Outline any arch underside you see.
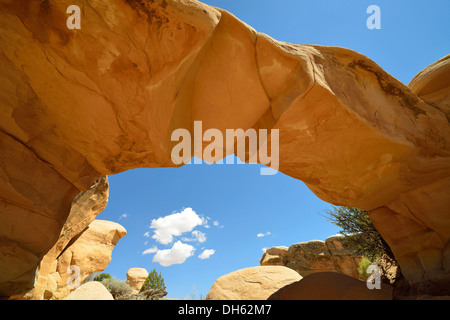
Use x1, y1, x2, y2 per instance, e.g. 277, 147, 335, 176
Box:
0, 0, 449, 297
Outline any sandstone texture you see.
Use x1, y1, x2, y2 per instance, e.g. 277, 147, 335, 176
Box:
261, 235, 362, 279
206, 266, 302, 300
0, 0, 448, 297
64, 281, 114, 300
24, 176, 109, 299
260, 246, 289, 266
13, 177, 124, 300
29, 219, 126, 300
126, 268, 149, 293
272, 272, 392, 300
53, 219, 126, 299
409, 54, 450, 121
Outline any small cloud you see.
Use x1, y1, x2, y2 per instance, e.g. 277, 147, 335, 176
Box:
142, 246, 158, 255
182, 230, 207, 243
257, 231, 271, 238
198, 249, 215, 260
152, 241, 195, 267
212, 220, 223, 228
150, 208, 203, 245
262, 247, 268, 253
119, 213, 128, 220
143, 231, 150, 237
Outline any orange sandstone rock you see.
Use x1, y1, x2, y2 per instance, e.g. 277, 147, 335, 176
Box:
0, 0, 448, 297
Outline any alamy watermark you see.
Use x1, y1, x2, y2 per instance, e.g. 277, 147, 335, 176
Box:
66, 265, 81, 290
367, 5, 381, 30
66, 5, 81, 30
65, 4, 382, 31
171, 121, 279, 176
366, 264, 382, 290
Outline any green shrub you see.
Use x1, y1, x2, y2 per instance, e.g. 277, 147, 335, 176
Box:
357, 256, 375, 281
101, 277, 133, 299
140, 269, 165, 293
93, 273, 112, 282
322, 206, 394, 261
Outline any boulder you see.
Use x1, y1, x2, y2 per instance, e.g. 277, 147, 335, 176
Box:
126, 268, 149, 293
206, 266, 301, 300
64, 281, 113, 300
262, 235, 362, 279
0, 0, 448, 297
271, 272, 392, 300
260, 246, 289, 266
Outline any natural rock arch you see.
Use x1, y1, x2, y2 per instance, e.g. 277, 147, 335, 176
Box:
0, 0, 449, 298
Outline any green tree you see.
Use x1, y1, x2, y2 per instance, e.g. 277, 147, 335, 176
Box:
322, 206, 394, 261
140, 269, 166, 292
93, 273, 112, 282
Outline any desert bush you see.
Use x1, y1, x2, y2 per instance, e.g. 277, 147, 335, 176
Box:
357, 256, 375, 281
101, 277, 133, 299
322, 206, 394, 261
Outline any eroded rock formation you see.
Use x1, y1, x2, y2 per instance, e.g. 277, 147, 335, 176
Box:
0, 0, 448, 297
23, 218, 126, 300
261, 235, 362, 279
206, 266, 302, 300
12, 176, 126, 300
126, 268, 149, 293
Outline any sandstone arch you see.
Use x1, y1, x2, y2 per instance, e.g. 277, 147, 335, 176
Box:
0, 0, 448, 298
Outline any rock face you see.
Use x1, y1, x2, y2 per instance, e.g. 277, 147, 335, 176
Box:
126, 268, 149, 293
14, 176, 122, 300
30, 219, 126, 300
64, 281, 114, 300
20, 214, 126, 300
53, 219, 126, 299
0, 0, 449, 297
260, 247, 289, 266
206, 266, 302, 300
272, 272, 392, 300
261, 235, 362, 279
409, 54, 450, 121
23, 176, 110, 300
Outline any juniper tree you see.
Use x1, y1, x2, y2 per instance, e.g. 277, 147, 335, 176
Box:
322, 206, 394, 261
140, 269, 166, 292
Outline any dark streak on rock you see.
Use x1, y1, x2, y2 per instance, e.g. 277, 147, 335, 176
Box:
348, 59, 425, 117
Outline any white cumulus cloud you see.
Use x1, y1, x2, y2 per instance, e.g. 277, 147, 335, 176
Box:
152, 241, 195, 267
150, 208, 203, 245
198, 249, 215, 260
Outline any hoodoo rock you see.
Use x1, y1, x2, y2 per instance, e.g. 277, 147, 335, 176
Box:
127, 268, 149, 293
0, 0, 449, 298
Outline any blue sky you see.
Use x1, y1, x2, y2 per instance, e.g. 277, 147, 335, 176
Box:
96, 0, 450, 299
